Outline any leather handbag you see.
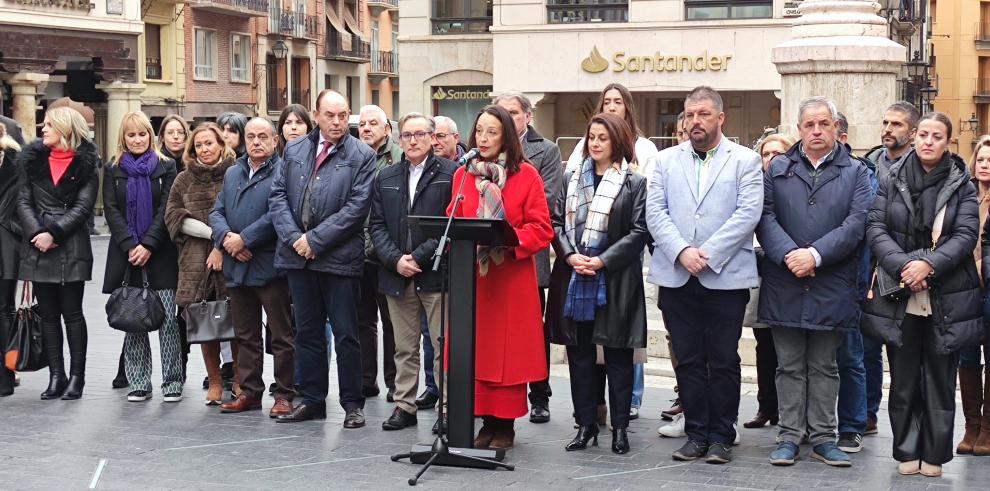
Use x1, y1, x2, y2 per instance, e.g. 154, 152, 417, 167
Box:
4, 282, 47, 372
873, 267, 910, 301
183, 271, 235, 344
106, 266, 165, 333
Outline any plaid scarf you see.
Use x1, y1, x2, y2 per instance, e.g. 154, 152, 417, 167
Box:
466, 153, 508, 276
563, 157, 628, 321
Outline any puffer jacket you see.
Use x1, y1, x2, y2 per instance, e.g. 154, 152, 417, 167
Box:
15, 139, 99, 284
862, 151, 983, 354
165, 156, 234, 306
269, 129, 376, 277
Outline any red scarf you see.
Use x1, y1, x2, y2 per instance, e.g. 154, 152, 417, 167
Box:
49, 147, 75, 186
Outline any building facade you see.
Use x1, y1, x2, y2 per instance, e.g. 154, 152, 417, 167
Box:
932, 0, 989, 155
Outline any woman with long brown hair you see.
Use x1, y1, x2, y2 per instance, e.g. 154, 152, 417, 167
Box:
566, 83, 658, 178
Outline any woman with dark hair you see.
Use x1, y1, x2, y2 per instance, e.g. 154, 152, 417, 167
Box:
158, 114, 190, 173
277, 104, 313, 156
566, 83, 659, 178
864, 111, 983, 477
548, 113, 648, 454
216, 112, 248, 158
16, 106, 99, 400
447, 105, 554, 450
0, 124, 22, 396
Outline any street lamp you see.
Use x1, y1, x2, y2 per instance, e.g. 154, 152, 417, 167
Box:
905, 51, 927, 80
962, 113, 981, 134
271, 39, 289, 60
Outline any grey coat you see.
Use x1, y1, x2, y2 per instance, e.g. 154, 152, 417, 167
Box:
523, 125, 564, 288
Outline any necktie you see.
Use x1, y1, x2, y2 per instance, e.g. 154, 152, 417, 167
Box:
315, 140, 331, 170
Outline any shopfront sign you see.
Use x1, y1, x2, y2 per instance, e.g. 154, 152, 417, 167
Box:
581, 46, 733, 74
432, 86, 492, 101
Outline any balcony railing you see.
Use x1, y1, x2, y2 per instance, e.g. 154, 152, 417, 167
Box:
291, 87, 311, 109
146, 57, 162, 80
367, 0, 398, 16
978, 78, 990, 98
323, 35, 371, 62
370, 50, 397, 76
431, 17, 492, 35
267, 85, 287, 112
978, 22, 990, 43
191, 0, 269, 17
269, 7, 320, 39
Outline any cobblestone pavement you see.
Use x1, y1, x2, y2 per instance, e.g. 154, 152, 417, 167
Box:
0, 237, 985, 490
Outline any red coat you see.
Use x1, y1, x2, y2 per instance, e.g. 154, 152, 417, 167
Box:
448, 162, 553, 386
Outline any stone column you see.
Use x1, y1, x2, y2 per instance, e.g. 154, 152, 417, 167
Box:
5, 72, 50, 141
96, 81, 146, 160
772, 0, 906, 153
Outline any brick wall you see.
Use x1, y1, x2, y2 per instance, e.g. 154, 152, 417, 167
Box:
184, 9, 257, 107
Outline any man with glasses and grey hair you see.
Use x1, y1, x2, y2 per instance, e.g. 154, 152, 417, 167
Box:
433, 116, 466, 161
757, 96, 872, 467
493, 91, 563, 424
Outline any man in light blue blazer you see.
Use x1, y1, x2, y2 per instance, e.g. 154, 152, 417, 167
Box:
646, 86, 763, 465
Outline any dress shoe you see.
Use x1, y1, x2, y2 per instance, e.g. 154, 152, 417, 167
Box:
565, 424, 599, 451
474, 417, 496, 448
743, 411, 778, 429
220, 394, 262, 413
488, 419, 515, 450
269, 398, 293, 418
611, 428, 630, 454
661, 398, 682, 421
343, 408, 366, 428
362, 385, 380, 398
61, 375, 85, 400
415, 390, 439, 409
40, 373, 68, 400
864, 418, 878, 436
111, 375, 129, 389
386, 387, 395, 402
276, 403, 328, 423
529, 405, 550, 423
382, 407, 418, 430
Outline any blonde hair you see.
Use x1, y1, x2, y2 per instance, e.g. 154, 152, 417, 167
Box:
157, 114, 190, 153
44, 106, 90, 150
969, 135, 990, 176
758, 134, 795, 155
113, 111, 165, 165
183, 122, 236, 169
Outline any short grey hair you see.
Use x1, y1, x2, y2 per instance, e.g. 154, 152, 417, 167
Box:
398, 112, 435, 133
359, 105, 389, 127
797, 96, 839, 123
245, 117, 277, 135
886, 101, 921, 129
836, 112, 848, 135
492, 91, 533, 114
685, 86, 723, 112
433, 115, 458, 134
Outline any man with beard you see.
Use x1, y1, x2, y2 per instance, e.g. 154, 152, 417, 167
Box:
864, 101, 919, 179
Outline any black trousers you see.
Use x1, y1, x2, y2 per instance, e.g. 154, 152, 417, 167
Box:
659, 277, 748, 445
357, 262, 395, 391
0, 279, 16, 392
888, 314, 958, 465
287, 270, 363, 410
33, 282, 87, 377
528, 287, 552, 407
753, 327, 779, 415
567, 321, 634, 429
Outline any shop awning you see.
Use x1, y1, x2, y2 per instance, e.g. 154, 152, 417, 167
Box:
341, 8, 367, 42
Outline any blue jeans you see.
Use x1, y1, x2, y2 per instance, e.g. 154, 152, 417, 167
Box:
837, 329, 867, 434
421, 311, 438, 395
862, 335, 884, 424
631, 363, 644, 408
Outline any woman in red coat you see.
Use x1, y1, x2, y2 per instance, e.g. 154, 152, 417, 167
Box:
447, 105, 554, 450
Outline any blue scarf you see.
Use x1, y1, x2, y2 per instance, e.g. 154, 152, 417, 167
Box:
119, 151, 159, 243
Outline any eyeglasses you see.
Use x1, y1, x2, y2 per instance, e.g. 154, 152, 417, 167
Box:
434, 132, 453, 140
400, 131, 434, 141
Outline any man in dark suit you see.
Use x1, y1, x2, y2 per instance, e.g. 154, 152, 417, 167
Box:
269, 89, 377, 428
494, 92, 563, 423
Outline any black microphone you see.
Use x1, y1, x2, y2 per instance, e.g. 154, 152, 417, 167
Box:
456, 148, 480, 165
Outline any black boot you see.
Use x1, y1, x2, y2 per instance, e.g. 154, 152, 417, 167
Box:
61, 311, 87, 400
0, 311, 14, 397
565, 424, 600, 451
612, 427, 630, 454
40, 317, 67, 400
112, 348, 128, 389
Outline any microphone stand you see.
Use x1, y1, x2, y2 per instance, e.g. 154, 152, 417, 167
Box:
391, 154, 513, 485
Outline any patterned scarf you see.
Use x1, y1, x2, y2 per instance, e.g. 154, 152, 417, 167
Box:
466, 153, 508, 276
563, 157, 628, 321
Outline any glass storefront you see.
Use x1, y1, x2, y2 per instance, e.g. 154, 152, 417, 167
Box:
431, 85, 492, 143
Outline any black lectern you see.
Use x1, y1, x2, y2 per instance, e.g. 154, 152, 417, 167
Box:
391, 216, 518, 481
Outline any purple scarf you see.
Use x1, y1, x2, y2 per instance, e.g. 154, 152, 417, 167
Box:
119, 151, 159, 243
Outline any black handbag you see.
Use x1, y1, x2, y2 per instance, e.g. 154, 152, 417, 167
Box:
873, 266, 910, 301
106, 266, 166, 333
183, 271, 235, 344
4, 282, 47, 372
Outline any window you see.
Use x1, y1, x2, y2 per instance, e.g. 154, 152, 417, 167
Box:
685, 0, 772, 20
432, 0, 493, 34
144, 24, 163, 80
547, 0, 628, 24
231, 33, 251, 83
194, 28, 217, 80
372, 89, 380, 106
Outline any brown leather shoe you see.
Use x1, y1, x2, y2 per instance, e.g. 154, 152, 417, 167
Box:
489, 419, 515, 449
743, 412, 779, 429
474, 417, 496, 448
220, 394, 262, 413
269, 398, 293, 419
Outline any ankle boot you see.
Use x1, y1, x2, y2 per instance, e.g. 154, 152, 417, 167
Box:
565, 424, 599, 451
474, 416, 496, 448
40, 317, 67, 400
612, 427, 630, 454
957, 365, 983, 454
202, 342, 223, 405
975, 365, 990, 456
112, 346, 128, 389
0, 312, 15, 396
61, 312, 87, 400
488, 418, 515, 449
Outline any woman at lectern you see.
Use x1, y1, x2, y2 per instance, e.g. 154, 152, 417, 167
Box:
547, 112, 649, 455
446, 105, 554, 450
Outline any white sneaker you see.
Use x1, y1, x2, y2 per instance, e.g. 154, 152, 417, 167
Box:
658, 413, 686, 438
733, 422, 741, 445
